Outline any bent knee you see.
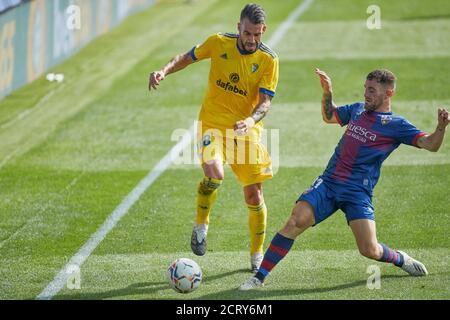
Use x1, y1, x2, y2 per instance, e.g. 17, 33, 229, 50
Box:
288, 208, 313, 230
358, 244, 380, 259
244, 184, 264, 206
245, 193, 263, 206
292, 202, 315, 227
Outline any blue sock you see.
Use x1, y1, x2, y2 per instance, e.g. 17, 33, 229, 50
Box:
378, 243, 404, 267
255, 233, 294, 282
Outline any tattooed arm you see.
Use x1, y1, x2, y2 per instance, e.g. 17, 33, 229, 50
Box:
149, 51, 195, 91
315, 68, 339, 124
234, 92, 272, 135
252, 92, 272, 123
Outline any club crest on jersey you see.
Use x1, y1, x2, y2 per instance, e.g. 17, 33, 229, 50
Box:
220, 53, 228, 60
251, 63, 259, 73
380, 115, 392, 125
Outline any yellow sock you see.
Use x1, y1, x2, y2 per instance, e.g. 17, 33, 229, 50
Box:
196, 177, 222, 225
248, 201, 267, 255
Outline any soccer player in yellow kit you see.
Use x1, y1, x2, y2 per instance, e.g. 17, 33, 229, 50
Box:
149, 4, 279, 272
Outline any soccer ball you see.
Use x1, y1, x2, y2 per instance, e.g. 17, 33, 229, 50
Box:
167, 258, 202, 293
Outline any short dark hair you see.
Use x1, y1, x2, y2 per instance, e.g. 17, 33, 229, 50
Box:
240, 3, 266, 24
366, 69, 396, 88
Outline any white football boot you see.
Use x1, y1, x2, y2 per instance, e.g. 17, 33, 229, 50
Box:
238, 276, 264, 291
397, 250, 428, 276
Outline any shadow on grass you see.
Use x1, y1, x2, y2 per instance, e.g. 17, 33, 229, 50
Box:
195, 274, 412, 300
400, 14, 450, 20
52, 268, 250, 300
51, 271, 413, 300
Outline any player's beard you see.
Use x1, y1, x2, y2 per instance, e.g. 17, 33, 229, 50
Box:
239, 38, 259, 53
364, 96, 383, 112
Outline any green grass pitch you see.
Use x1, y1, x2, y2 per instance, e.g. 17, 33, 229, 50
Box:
0, 0, 449, 300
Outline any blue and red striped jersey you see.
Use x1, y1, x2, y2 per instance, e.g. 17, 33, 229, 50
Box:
322, 102, 427, 195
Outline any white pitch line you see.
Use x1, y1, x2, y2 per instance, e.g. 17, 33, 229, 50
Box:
268, 0, 314, 48
36, 125, 195, 300
36, 0, 314, 300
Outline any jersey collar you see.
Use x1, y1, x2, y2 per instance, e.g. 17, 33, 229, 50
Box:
236, 38, 261, 55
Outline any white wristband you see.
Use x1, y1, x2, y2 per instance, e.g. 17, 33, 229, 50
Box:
244, 117, 255, 129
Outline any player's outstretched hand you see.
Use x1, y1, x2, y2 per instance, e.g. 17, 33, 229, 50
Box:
149, 71, 165, 91
315, 68, 333, 94
438, 108, 450, 129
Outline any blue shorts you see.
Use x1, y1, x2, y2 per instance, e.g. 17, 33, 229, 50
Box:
298, 177, 375, 226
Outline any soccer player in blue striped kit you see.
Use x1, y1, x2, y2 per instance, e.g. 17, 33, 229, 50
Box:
239, 68, 449, 290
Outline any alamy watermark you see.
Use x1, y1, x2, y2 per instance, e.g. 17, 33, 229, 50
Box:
367, 5, 381, 30
66, 5, 81, 30
170, 121, 280, 174
366, 265, 381, 290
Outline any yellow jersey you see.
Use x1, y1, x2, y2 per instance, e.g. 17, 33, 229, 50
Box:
190, 33, 279, 141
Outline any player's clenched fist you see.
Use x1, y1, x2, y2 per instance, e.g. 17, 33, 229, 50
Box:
149, 71, 165, 91
438, 108, 449, 128
234, 117, 255, 136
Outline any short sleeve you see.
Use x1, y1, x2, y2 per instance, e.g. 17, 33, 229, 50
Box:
334, 103, 357, 126
259, 57, 279, 97
395, 118, 427, 148
190, 34, 218, 62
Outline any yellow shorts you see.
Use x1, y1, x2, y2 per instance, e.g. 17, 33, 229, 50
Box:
197, 125, 273, 186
